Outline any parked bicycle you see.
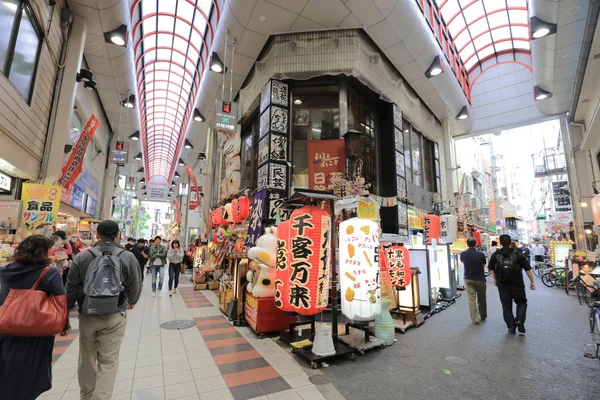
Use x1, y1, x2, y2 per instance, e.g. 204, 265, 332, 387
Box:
541, 267, 566, 288
572, 276, 600, 359
533, 259, 554, 278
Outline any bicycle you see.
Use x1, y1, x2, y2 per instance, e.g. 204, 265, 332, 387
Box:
533, 261, 553, 277
573, 277, 600, 359
541, 267, 566, 288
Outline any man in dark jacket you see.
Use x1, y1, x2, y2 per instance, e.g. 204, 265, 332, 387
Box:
133, 238, 149, 278
66, 220, 142, 400
489, 234, 536, 335
460, 238, 487, 325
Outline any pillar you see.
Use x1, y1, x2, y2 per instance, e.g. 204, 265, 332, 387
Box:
41, 16, 87, 185
442, 119, 456, 207
560, 114, 586, 249
201, 127, 216, 237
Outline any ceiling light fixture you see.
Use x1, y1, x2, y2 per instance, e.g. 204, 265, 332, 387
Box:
139, 178, 145, 183
121, 94, 135, 109
530, 16, 557, 39
83, 80, 97, 91
134, 153, 142, 160
533, 86, 552, 101
171, 181, 176, 187
178, 158, 185, 166
294, 99, 302, 105
193, 108, 205, 122
425, 55, 444, 78
174, 172, 181, 178
104, 24, 128, 46
456, 106, 469, 120
76, 68, 94, 83
137, 167, 144, 173
184, 139, 194, 149
128, 130, 140, 141
581, 201, 588, 207
210, 52, 224, 73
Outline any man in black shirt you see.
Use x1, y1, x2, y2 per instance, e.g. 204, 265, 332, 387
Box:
460, 238, 487, 325
489, 234, 536, 334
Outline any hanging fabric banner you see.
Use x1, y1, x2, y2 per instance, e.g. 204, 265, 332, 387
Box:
186, 166, 201, 211
173, 199, 181, 224
245, 189, 268, 249
307, 139, 346, 190
57, 115, 100, 189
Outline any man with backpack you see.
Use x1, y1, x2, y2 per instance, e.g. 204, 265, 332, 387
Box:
488, 234, 536, 335
66, 220, 141, 400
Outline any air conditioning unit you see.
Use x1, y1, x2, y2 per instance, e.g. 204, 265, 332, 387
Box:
470, 197, 482, 210
464, 175, 474, 194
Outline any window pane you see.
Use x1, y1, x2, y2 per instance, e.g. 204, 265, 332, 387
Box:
0, 0, 18, 71
9, 5, 40, 100
240, 128, 254, 190
347, 86, 377, 192
403, 127, 411, 184
423, 138, 435, 192
411, 130, 422, 187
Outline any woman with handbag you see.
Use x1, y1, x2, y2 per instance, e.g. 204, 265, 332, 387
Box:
0, 235, 70, 400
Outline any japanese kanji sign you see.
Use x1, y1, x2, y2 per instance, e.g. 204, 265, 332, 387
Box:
186, 166, 201, 211
307, 139, 346, 191
385, 245, 411, 288
57, 114, 99, 189
20, 183, 62, 232
245, 189, 267, 249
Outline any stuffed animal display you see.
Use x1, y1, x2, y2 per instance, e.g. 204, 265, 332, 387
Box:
246, 227, 277, 297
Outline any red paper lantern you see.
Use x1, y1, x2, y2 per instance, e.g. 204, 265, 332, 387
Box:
274, 219, 293, 312
424, 214, 441, 245
232, 196, 250, 222
385, 245, 411, 288
473, 230, 482, 247
275, 206, 331, 316
209, 210, 218, 228
215, 206, 225, 225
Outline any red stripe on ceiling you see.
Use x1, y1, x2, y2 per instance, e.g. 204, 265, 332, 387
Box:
461, 37, 530, 66
468, 57, 533, 98
446, 0, 479, 26
457, 23, 529, 54
450, 6, 528, 42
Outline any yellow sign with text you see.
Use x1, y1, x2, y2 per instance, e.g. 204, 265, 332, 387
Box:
20, 183, 62, 232
357, 199, 378, 220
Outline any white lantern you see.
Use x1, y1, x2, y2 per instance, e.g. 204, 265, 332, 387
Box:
339, 218, 381, 321
440, 214, 458, 244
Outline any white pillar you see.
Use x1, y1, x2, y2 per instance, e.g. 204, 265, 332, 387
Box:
42, 16, 87, 185
201, 128, 216, 238
442, 119, 456, 207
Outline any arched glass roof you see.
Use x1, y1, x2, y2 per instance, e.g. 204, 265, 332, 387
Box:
434, 0, 530, 72
130, 0, 218, 180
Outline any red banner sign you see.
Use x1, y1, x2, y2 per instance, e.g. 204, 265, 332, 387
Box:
186, 166, 201, 211
385, 245, 411, 288
174, 199, 181, 224
307, 139, 346, 190
424, 214, 441, 245
57, 115, 99, 189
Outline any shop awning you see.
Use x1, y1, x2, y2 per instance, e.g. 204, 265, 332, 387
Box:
505, 214, 523, 221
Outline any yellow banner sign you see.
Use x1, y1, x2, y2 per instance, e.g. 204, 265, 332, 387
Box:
357, 199, 378, 220
20, 183, 62, 232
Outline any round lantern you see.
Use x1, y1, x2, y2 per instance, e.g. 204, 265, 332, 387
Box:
384, 245, 411, 288
440, 214, 458, 244
214, 206, 225, 225
232, 196, 250, 222
274, 219, 293, 311
473, 230, 482, 247
424, 214, 441, 245
276, 206, 331, 316
209, 209, 218, 228
223, 203, 234, 223
339, 218, 381, 321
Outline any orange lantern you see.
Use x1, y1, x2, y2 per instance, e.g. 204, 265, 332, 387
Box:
274, 219, 293, 312
215, 206, 225, 225
275, 206, 331, 316
232, 196, 250, 222
209, 209, 218, 227
473, 230, 482, 247
424, 214, 440, 245
385, 245, 411, 288
223, 203, 234, 223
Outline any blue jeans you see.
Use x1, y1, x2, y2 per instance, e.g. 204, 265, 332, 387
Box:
151, 265, 164, 292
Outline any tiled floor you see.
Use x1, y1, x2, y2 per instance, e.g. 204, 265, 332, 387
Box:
39, 274, 331, 400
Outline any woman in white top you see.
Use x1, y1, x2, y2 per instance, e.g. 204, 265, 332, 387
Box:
167, 240, 184, 296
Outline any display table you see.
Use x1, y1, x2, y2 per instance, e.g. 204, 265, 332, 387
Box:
245, 293, 296, 338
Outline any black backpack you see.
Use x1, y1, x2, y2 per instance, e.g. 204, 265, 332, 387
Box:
81, 248, 125, 316
495, 251, 520, 283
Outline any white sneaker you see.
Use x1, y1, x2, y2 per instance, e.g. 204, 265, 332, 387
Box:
152, 292, 156, 297
159, 291, 163, 297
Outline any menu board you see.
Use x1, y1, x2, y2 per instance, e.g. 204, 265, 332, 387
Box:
0, 201, 20, 229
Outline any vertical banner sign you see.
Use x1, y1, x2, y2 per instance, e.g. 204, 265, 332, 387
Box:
57, 115, 99, 189
174, 200, 181, 224
423, 214, 441, 245
307, 139, 346, 191
20, 183, 62, 231
385, 245, 411, 288
245, 189, 268, 249
186, 166, 201, 211
378, 246, 396, 306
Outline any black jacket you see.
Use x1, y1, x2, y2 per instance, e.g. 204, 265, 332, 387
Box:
489, 247, 531, 287
133, 244, 150, 268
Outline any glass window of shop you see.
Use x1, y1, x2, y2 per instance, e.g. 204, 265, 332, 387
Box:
347, 85, 378, 191
0, 0, 42, 102
403, 120, 439, 193
240, 116, 258, 190
291, 83, 340, 189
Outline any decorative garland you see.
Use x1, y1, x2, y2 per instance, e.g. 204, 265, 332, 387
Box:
369, 194, 413, 207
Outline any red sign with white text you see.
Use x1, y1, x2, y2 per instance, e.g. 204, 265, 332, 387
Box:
57, 115, 99, 189
186, 166, 201, 211
385, 245, 411, 288
307, 139, 346, 191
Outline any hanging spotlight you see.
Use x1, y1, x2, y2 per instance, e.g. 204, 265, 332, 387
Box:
121, 94, 135, 109
184, 139, 194, 149
294, 99, 302, 105
137, 167, 144, 173
530, 16, 557, 39
168, 193, 172, 198
533, 86, 552, 101
456, 106, 469, 120
104, 24, 128, 46
581, 201, 589, 208
174, 172, 181, 178
83, 80, 97, 91
143, 191, 147, 196
139, 178, 145, 183
210, 52, 224, 73
134, 152, 142, 160
178, 158, 185, 166
193, 109, 205, 122
76, 69, 94, 83
425, 55, 444, 78
171, 181, 176, 187
129, 130, 140, 141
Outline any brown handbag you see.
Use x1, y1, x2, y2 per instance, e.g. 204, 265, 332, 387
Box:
0, 266, 68, 337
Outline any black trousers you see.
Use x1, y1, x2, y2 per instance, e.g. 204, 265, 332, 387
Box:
168, 263, 181, 290
498, 285, 527, 328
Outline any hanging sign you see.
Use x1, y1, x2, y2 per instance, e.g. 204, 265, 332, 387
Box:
357, 199, 378, 220
20, 183, 62, 231
57, 115, 99, 189
473, 230, 482, 247
147, 176, 169, 200
339, 218, 381, 321
552, 181, 572, 212
306, 139, 346, 191
385, 245, 411, 288
174, 200, 181, 224
378, 246, 396, 307
245, 189, 268, 249
423, 214, 440, 245
213, 100, 239, 134
125, 176, 136, 191
179, 182, 189, 196
440, 214, 458, 243
275, 206, 331, 315
186, 166, 201, 211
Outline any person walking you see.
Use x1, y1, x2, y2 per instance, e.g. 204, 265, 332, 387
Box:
149, 236, 167, 297
167, 240, 184, 296
66, 220, 141, 400
0, 235, 70, 400
530, 239, 545, 263
52, 230, 73, 286
489, 234, 536, 335
125, 237, 135, 252
133, 238, 149, 278
460, 238, 487, 325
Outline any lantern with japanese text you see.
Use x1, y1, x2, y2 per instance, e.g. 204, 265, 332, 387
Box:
473, 230, 482, 247
440, 214, 458, 244
232, 196, 250, 222
339, 218, 381, 321
423, 214, 440, 245
384, 245, 411, 288
223, 203, 234, 223
209, 209, 219, 228
215, 206, 225, 225
274, 219, 293, 311
275, 206, 331, 316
